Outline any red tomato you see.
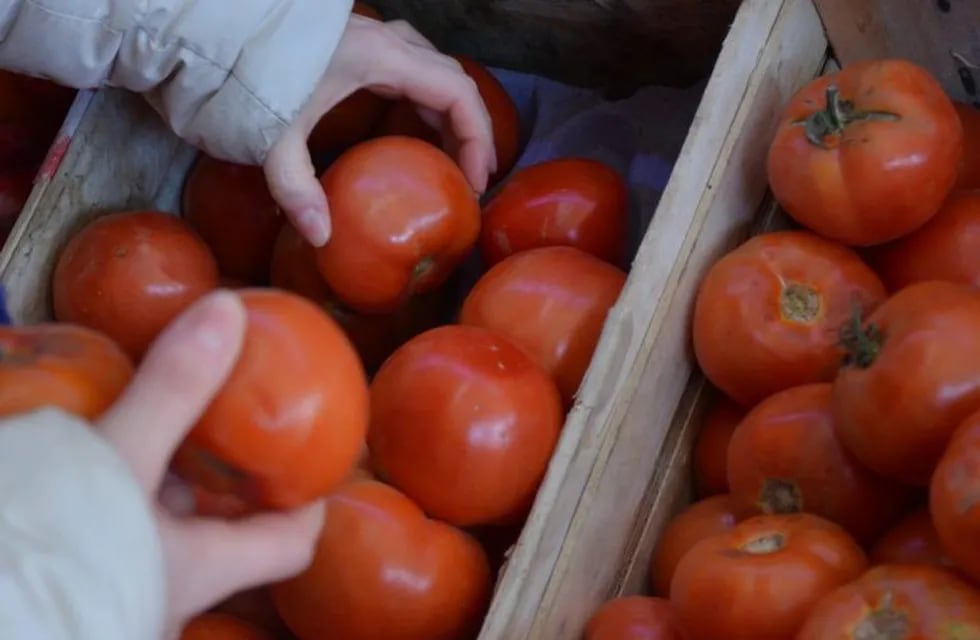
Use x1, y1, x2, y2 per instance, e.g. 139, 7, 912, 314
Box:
269, 223, 450, 371
182, 155, 283, 283
585, 596, 686, 640
180, 613, 272, 640
931, 408, 980, 583
650, 494, 756, 597
211, 588, 292, 638
459, 246, 626, 407
272, 479, 492, 640
692, 231, 886, 407
767, 59, 964, 246
867, 189, 980, 291
377, 55, 521, 185
955, 101, 980, 189
870, 509, 956, 571
352, 1, 381, 19
832, 281, 980, 485
52, 211, 220, 360
368, 325, 563, 526
181, 289, 369, 510
479, 158, 629, 268
726, 383, 909, 544
0, 323, 132, 420
692, 395, 745, 497
315, 136, 480, 314
797, 564, 980, 639
670, 514, 867, 640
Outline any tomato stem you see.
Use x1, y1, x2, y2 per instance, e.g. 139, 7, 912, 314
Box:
759, 478, 802, 514
853, 602, 910, 640
801, 86, 901, 148
839, 306, 884, 369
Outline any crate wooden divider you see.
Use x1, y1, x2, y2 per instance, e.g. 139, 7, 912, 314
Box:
1, 0, 976, 638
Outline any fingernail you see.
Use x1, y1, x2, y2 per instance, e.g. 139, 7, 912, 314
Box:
299, 208, 330, 247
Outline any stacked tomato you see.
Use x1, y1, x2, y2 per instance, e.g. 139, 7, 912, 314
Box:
583, 59, 980, 640
0, 5, 632, 639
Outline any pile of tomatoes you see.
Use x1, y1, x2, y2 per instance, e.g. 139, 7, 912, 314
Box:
583, 59, 980, 640
0, 5, 633, 639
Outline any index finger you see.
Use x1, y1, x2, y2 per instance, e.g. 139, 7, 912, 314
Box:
97, 290, 246, 494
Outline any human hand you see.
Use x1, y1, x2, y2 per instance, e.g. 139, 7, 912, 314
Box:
264, 14, 496, 247
94, 290, 325, 639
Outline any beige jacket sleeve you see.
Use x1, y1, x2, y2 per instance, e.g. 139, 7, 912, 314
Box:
0, 0, 354, 164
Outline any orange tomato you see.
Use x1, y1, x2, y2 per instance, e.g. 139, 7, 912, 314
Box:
369, 325, 563, 527
0, 323, 132, 420
460, 246, 626, 407
316, 136, 480, 314
692, 230, 886, 407
180, 613, 272, 640
585, 596, 686, 640
955, 101, 980, 189
352, 1, 381, 19
692, 395, 745, 497
52, 210, 219, 360
870, 509, 956, 571
273, 480, 492, 640
931, 408, 980, 583
670, 514, 867, 640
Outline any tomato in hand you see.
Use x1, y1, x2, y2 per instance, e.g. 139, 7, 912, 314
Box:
180, 613, 272, 640
955, 101, 980, 189
316, 136, 480, 314
585, 596, 686, 640
273, 479, 492, 640
479, 158, 629, 268
692, 230, 886, 407
866, 189, 980, 291
0, 323, 132, 420
369, 325, 563, 526
726, 383, 909, 544
832, 281, 980, 485
181, 289, 369, 510
930, 408, 980, 583
182, 155, 283, 283
693, 395, 745, 497
269, 223, 450, 372
797, 564, 980, 639
460, 246, 626, 407
670, 513, 866, 640
52, 210, 219, 360
211, 588, 292, 638
767, 59, 963, 246
870, 509, 956, 571
650, 494, 755, 596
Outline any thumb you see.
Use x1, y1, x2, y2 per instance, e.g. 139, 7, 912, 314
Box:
264, 129, 332, 247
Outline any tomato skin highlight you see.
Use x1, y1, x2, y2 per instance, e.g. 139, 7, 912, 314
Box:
692, 230, 886, 407
315, 136, 480, 315
767, 59, 964, 246
832, 281, 980, 486
368, 324, 563, 527
931, 408, 980, 584
585, 596, 687, 640
479, 158, 629, 268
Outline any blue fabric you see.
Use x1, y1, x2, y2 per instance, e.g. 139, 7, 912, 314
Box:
0, 286, 10, 326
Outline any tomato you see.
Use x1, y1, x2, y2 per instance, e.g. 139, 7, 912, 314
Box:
368, 325, 563, 526
479, 158, 629, 268
316, 136, 480, 314
767, 59, 963, 246
955, 101, 980, 189
867, 189, 980, 292
650, 494, 755, 597
692, 395, 744, 497
377, 55, 521, 185
585, 596, 686, 640
269, 223, 450, 371
870, 509, 956, 571
211, 588, 292, 638
832, 281, 980, 485
352, 1, 381, 20
52, 211, 219, 360
692, 230, 886, 407
459, 246, 626, 407
182, 155, 283, 283
181, 288, 368, 510
796, 564, 980, 639
273, 479, 492, 640
180, 613, 272, 640
670, 513, 866, 640
0, 323, 132, 420
726, 383, 909, 544
930, 408, 980, 583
